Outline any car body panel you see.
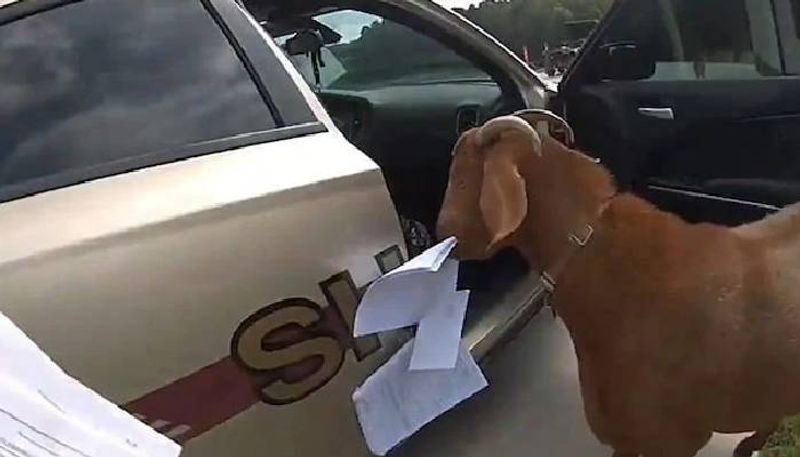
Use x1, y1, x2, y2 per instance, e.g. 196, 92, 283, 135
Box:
0, 128, 408, 455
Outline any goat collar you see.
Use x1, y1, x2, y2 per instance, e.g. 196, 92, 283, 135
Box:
540, 195, 616, 294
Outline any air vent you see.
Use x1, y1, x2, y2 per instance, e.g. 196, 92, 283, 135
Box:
456, 106, 481, 135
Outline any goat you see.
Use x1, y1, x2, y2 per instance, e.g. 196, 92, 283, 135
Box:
436, 112, 800, 457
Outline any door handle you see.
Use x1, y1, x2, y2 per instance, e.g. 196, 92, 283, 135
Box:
638, 107, 674, 120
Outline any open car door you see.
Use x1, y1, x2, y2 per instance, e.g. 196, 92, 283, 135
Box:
556, 0, 800, 225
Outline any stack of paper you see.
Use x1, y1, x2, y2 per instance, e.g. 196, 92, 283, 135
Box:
352, 340, 487, 456
352, 238, 489, 456
0, 313, 181, 457
354, 237, 470, 370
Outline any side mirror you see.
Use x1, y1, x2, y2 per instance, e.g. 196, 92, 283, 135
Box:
599, 42, 656, 81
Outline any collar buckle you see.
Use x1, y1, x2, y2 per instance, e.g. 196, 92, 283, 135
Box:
569, 224, 594, 247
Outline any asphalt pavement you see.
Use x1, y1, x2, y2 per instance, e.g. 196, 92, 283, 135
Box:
395, 311, 750, 457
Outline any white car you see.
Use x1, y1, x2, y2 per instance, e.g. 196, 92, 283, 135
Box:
0, 0, 549, 456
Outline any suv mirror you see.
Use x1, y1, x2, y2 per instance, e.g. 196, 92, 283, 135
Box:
599, 42, 655, 81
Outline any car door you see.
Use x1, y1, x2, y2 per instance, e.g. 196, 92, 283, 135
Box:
0, 1, 408, 456
557, 0, 800, 225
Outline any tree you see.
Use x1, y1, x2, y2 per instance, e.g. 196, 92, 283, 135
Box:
458, 0, 613, 64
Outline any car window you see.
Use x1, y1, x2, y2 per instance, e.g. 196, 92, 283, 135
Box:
277, 10, 493, 90
774, 0, 800, 73
601, 0, 787, 80
0, 0, 276, 191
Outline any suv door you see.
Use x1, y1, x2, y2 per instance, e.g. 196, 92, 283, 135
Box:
558, 0, 800, 225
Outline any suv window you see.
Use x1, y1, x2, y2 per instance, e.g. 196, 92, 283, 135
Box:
278, 10, 493, 90
0, 0, 275, 190
601, 0, 786, 80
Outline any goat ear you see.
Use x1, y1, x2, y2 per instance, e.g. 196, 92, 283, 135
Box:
479, 145, 528, 254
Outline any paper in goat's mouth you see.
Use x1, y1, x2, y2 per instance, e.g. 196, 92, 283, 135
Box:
352, 238, 488, 456
354, 237, 468, 370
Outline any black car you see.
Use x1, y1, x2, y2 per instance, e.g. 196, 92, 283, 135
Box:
555, 0, 800, 226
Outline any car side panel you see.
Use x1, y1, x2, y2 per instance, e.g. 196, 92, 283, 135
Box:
0, 130, 405, 456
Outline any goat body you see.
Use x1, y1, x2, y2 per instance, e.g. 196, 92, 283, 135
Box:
438, 117, 800, 456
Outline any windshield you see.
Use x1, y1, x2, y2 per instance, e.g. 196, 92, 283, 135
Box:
279, 10, 492, 91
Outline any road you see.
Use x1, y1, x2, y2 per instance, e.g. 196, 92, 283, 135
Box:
395, 311, 749, 457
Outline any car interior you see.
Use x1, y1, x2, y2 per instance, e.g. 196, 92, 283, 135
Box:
243, 0, 536, 327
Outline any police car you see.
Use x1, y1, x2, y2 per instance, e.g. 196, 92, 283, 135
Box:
0, 0, 796, 455
0, 0, 547, 456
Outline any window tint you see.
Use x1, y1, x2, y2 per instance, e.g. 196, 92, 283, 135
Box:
0, 0, 275, 189
602, 0, 784, 80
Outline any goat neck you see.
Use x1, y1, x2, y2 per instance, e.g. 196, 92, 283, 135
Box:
512, 136, 616, 277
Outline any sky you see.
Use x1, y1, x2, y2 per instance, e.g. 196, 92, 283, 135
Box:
433, 0, 479, 9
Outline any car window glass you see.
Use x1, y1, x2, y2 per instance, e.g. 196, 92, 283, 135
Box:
276, 10, 492, 90
601, 0, 784, 80
0, 0, 275, 189
774, 0, 800, 73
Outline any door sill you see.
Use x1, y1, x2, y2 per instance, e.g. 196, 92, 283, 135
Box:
465, 272, 548, 361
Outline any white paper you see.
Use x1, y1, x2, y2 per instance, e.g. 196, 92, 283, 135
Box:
352, 339, 488, 456
410, 288, 470, 371
0, 374, 145, 457
354, 238, 458, 336
0, 313, 181, 457
390, 237, 457, 276
354, 238, 470, 370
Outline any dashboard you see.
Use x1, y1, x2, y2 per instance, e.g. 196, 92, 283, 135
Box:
317, 81, 505, 153
318, 93, 370, 145
315, 81, 509, 230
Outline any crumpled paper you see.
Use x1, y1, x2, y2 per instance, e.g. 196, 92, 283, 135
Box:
352, 238, 489, 455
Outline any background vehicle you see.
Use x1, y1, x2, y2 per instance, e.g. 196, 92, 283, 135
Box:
555, 0, 800, 226
544, 45, 577, 76
0, 0, 550, 456
544, 20, 597, 76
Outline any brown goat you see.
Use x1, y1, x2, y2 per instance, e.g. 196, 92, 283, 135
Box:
437, 113, 800, 457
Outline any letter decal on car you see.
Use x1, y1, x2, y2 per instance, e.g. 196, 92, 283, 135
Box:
125, 247, 401, 444
320, 272, 381, 361
231, 298, 346, 405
